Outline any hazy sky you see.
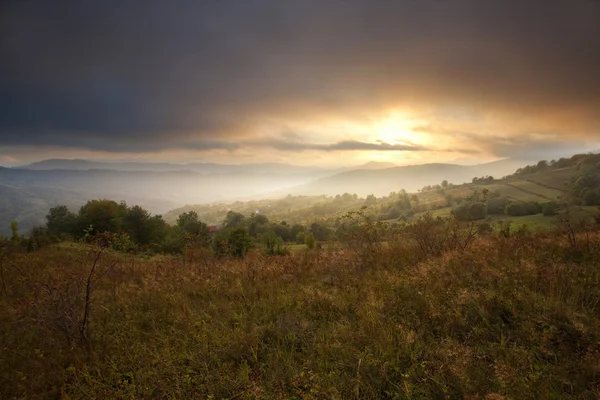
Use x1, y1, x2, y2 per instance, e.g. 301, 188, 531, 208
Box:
1, 0, 599, 166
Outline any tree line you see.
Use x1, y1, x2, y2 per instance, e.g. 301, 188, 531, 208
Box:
1, 199, 335, 257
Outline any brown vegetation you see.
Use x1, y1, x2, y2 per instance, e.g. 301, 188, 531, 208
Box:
1, 215, 600, 399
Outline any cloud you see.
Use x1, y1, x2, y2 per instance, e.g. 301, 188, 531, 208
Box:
252, 138, 427, 152
413, 125, 600, 160
0, 0, 599, 158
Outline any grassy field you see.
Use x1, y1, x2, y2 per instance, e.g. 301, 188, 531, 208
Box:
524, 167, 577, 192
2, 219, 600, 399
504, 180, 564, 200
485, 183, 552, 202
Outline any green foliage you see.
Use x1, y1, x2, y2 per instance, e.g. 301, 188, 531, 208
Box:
77, 199, 123, 236
543, 201, 560, 216
295, 231, 305, 244
212, 227, 253, 258
505, 201, 542, 217
46, 205, 77, 238
583, 189, 600, 206
261, 230, 288, 256
486, 196, 511, 215
452, 201, 487, 221
223, 211, 246, 228
110, 231, 137, 253
212, 228, 232, 257
304, 232, 315, 249
228, 227, 253, 258
9, 220, 19, 241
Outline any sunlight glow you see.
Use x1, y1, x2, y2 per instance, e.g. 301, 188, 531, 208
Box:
371, 112, 426, 147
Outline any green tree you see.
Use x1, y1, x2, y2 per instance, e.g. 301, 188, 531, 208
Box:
364, 194, 377, 206
261, 230, 286, 256
247, 213, 269, 236
46, 205, 77, 237
77, 200, 122, 235
505, 202, 525, 217
228, 227, 252, 258
10, 220, 19, 241
176, 211, 211, 248
543, 201, 559, 216
304, 232, 315, 249
583, 189, 600, 206
122, 205, 152, 244
223, 211, 246, 228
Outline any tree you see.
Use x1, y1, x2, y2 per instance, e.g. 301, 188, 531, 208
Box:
223, 211, 246, 228
452, 201, 487, 221
228, 228, 252, 258
122, 205, 152, 244
310, 222, 331, 241
212, 227, 253, 258
505, 203, 525, 217
262, 230, 286, 255
176, 211, 202, 234
176, 211, 210, 247
247, 213, 269, 236
543, 201, 559, 216
304, 232, 315, 249
583, 189, 600, 206
364, 194, 377, 206
77, 200, 122, 235
46, 205, 77, 237
441, 180, 448, 188
10, 220, 19, 241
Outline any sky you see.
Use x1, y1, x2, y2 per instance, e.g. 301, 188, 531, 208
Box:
1, 0, 599, 167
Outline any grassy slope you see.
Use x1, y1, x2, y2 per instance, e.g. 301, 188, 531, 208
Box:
163, 166, 578, 231
2, 228, 600, 399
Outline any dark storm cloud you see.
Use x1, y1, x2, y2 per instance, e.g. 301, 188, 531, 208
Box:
1, 0, 599, 153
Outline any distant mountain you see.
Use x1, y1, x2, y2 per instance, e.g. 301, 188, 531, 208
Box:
0, 162, 335, 235
20, 159, 335, 176
358, 161, 398, 170
282, 158, 529, 196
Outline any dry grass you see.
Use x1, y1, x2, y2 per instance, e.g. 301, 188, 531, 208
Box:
1, 228, 600, 399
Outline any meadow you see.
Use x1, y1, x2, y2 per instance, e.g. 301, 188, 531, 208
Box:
2, 214, 600, 399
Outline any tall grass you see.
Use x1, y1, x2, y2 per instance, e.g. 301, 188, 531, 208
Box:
1, 223, 600, 399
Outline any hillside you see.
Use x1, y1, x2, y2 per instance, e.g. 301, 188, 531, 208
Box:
284, 158, 530, 196
0, 165, 331, 235
164, 153, 600, 233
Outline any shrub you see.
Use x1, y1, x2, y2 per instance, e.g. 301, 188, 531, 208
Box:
543, 201, 560, 216
304, 232, 315, 249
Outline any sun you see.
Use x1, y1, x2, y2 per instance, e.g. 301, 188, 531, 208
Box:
371, 112, 426, 147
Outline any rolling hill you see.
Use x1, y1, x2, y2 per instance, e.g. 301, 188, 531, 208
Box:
0, 162, 334, 236
283, 158, 530, 196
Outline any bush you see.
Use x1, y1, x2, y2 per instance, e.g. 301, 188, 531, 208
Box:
304, 232, 315, 249
505, 201, 542, 217
543, 201, 560, 216
213, 227, 253, 258
452, 201, 487, 221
